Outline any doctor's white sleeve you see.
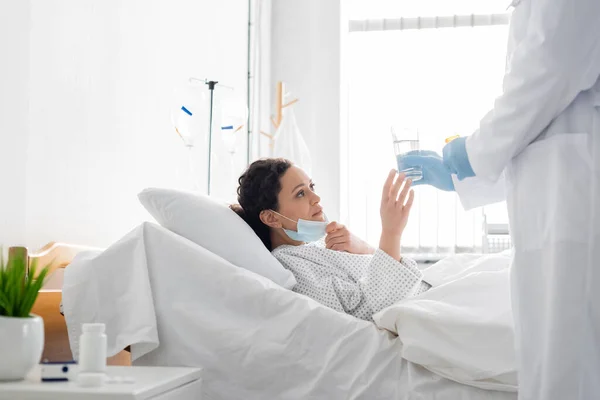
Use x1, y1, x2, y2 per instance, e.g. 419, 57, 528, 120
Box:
273, 246, 426, 320
466, 0, 600, 182
453, 172, 506, 210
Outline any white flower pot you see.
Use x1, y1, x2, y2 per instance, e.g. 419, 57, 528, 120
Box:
0, 314, 44, 381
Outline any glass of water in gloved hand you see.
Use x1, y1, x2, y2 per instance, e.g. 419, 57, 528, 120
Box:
391, 126, 423, 182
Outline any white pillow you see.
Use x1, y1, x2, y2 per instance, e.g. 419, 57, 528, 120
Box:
138, 188, 297, 289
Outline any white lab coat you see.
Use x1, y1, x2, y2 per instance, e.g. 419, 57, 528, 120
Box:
454, 0, 600, 399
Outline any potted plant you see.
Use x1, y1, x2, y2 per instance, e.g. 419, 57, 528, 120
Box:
0, 247, 50, 381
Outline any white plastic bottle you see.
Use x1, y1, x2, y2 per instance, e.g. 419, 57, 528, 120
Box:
78, 323, 107, 373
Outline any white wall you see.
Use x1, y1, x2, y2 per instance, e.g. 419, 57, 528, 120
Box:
2, 0, 342, 249
2, 0, 249, 249
271, 0, 341, 220
0, 0, 30, 246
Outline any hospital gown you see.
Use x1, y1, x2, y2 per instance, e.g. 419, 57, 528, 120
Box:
272, 240, 430, 321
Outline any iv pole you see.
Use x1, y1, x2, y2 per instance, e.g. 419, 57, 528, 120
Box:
206, 80, 217, 196
189, 77, 233, 196
246, 0, 252, 166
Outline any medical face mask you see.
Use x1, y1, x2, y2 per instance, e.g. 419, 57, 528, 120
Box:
271, 210, 328, 242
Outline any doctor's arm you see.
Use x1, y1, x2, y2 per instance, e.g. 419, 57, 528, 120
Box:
399, 151, 506, 209
465, 0, 600, 182
452, 172, 506, 210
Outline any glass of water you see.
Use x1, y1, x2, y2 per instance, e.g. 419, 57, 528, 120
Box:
391, 126, 423, 182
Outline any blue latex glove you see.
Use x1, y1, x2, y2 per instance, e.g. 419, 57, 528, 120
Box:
442, 136, 475, 181
398, 150, 455, 192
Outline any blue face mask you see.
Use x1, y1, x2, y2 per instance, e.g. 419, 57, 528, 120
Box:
271, 210, 328, 243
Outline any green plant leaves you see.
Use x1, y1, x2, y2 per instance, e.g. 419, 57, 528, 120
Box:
0, 291, 10, 312
0, 248, 51, 318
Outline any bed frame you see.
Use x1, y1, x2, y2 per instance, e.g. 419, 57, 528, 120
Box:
19, 242, 131, 366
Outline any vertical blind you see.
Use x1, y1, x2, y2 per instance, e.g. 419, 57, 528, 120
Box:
344, 11, 510, 258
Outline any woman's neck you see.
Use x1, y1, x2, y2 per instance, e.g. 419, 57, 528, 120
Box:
270, 229, 304, 250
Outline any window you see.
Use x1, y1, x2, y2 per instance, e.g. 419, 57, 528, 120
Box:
342, 0, 510, 259
346, 0, 509, 19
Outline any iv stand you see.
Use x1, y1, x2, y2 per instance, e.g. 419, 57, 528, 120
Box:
206, 80, 217, 196
189, 77, 234, 196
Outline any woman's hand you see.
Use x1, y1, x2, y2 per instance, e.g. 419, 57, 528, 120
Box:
381, 170, 414, 236
325, 222, 375, 254
378, 170, 415, 260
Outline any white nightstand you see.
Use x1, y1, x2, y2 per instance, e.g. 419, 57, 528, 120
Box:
0, 365, 203, 400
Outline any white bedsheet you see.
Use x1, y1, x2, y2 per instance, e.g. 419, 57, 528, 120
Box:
63, 222, 517, 400
374, 252, 517, 392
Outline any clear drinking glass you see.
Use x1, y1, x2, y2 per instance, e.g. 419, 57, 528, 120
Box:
391, 126, 423, 182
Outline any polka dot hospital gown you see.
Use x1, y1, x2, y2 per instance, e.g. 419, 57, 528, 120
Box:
272, 239, 431, 321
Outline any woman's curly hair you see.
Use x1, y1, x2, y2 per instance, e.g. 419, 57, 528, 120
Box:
230, 158, 293, 250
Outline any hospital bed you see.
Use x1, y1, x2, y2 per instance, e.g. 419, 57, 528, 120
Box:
61, 220, 517, 400
25, 242, 132, 366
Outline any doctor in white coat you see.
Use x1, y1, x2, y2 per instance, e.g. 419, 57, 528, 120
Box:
400, 0, 600, 399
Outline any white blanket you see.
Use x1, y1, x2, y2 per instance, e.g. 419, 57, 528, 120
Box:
63, 222, 517, 400
63, 228, 160, 361
373, 251, 517, 392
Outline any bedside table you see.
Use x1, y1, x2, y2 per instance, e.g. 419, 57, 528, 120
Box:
0, 365, 203, 400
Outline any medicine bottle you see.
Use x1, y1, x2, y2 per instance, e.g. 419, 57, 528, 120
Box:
79, 323, 107, 373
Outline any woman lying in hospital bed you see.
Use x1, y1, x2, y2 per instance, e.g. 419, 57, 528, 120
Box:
230, 158, 428, 321
230, 158, 517, 390
63, 157, 517, 396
